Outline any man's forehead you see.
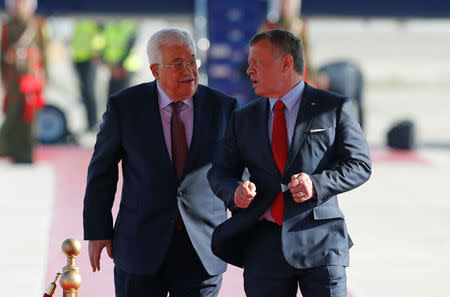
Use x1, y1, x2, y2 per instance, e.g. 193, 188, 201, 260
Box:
249, 44, 271, 57
249, 40, 282, 60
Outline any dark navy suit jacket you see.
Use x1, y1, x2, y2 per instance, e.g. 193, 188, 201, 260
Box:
83, 81, 238, 275
208, 83, 372, 269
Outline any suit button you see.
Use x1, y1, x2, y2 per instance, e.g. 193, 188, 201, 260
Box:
177, 191, 183, 198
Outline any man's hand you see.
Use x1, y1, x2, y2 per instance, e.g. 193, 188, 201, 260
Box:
288, 173, 316, 203
234, 181, 256, 208
88, 240, 113, 272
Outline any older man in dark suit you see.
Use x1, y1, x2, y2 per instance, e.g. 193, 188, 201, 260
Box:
83, 28, 238, 297
208, 29, 371, 297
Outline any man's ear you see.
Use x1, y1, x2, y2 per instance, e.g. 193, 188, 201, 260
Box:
150, 64, 159, 79
281, 54, 294, 72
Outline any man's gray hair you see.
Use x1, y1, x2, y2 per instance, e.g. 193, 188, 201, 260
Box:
147, 28, 196, 65
5, 0, 37, 13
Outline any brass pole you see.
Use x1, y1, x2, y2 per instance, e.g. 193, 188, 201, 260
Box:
59, 238, 82, 297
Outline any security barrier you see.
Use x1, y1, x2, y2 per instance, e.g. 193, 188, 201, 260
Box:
43, 238, 82, 297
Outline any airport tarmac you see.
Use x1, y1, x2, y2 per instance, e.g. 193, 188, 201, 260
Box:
0, 18, 449, 297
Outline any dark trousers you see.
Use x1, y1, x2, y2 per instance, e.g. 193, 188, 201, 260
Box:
108, 73, 132, 97
74, 60, 98, 130
114, 227, 222, 297
0, 100, 33, 163
243, 221, 347, 297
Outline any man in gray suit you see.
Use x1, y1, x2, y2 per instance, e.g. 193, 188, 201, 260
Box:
208, 29, 371, 297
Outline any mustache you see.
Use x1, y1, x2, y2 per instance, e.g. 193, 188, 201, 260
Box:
181, 76, 196, 81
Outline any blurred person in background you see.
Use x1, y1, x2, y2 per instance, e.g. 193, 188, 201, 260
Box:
208, 29, 371, 297
102, 19, 140, 96
262, 0, 316, 84
316, 61, 365, 130
241, 0, 315, 105
83, 28, 238, 297
0, 0, 48, 163
71, 19, 105, 132
266, 1, 365, 129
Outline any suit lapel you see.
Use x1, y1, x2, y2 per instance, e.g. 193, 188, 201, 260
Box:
285, 83, 315, 172
258, 98, 281, 176
182, 86, 214, 176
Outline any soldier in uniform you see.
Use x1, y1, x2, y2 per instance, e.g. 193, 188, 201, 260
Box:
0, 0, 48, 163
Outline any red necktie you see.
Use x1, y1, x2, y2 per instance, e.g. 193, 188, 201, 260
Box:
170, 101, 188, 180
271, 100, 288, 226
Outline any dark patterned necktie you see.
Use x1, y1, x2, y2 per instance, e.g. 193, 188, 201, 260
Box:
271, 100, 288, 226
170, 101, 187, 229
170, 101, 188, 180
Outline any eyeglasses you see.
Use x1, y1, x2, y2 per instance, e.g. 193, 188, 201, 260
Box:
157, 60, 197, 72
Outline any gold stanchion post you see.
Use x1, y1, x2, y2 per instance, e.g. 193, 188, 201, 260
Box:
59, 238, 82, 297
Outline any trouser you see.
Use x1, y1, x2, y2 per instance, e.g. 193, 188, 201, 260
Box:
108, 72, 133, 97
114, 227, 222, 297
0, 100, 33, 163
74, 60, 98, 130
243, 220, 347, 297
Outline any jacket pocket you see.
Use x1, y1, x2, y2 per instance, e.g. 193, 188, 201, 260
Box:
308, 126, 335, 134
305, 126, 336, 150
312, 206, 345, 220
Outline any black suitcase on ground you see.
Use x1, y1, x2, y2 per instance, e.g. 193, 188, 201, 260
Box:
387, 120, 415, 150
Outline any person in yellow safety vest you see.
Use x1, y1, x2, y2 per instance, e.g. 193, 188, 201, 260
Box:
71, 19, 105, 131
102, 20, 141, 96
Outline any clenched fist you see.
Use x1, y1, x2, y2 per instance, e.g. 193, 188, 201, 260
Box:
288, 173, 316, 203
234, 181, 256, 208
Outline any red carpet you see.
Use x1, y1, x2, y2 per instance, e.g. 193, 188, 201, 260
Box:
38, 146, 120, 297
370, 147, 428, 164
